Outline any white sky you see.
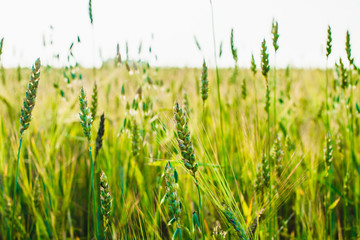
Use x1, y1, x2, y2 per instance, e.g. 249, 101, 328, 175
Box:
0, 0, 359, 68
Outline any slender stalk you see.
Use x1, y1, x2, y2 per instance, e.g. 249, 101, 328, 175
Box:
87, 146, 97, 239
195, 180, 204, 240
273, 57, 277, 133
209, 0, 226, 176
253, 74, 259, 152
325, 59, 329, 129
11, 136, 23, 239
90, 146, 97, 238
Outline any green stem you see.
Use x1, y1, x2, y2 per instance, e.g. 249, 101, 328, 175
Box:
254, 73, 259, 158
196, 180, 205, 240
273, 56, 277, 133
11, 135, 23, 240
209, 0, 226, 177
325, 59, 329, 130
266, 81, 272, 238
87, 146, 97, 239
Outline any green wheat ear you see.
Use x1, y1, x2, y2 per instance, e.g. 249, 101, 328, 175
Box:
251, 54, 257, 76
88, 0, 93, 25
230, 28, 238, 63
90, 82, 98, 121
260, 39, 270, 81
173, 102, 198, 176
0, 37, 4, 58
339, 58, 348, 89
4, 195, 26, 238
95, 113, 105, 159
324, 132, 333, 178
79, 87, 92, 141
272, 135, 283, 178
163, 161, 182, 239
100, 170, 113, 236
326, 26, 332, 58
132, 120, 140, 157
271, 19, 279, 52
20, 58, 41, 135
345, 30, 354, 65
222, 206, 247, 239
200, 59, 208, 102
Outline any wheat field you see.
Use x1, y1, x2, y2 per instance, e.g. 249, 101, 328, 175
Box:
0, 3, 360, 240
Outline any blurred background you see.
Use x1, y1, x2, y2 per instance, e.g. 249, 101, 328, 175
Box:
1, 0, 360, 68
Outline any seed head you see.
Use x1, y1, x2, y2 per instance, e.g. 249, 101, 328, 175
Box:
163, 161, 182, 224
326, 26, 332, 58
95, 113, 105, 159
79, 87, 92, 141
324, 132, 333, 178
250, 54, 257, 76
20, 58, 41, 135
200, 59, 208, 102
261, 39, 270, 81
100, 170, 113, 234
90, 82, 98, 121
345, 30, 354, 65
132, 120, 140, 157
173, 102, 198, 176
0, 37, 4, 57
271, 20, 279, 52
230, 28, 238, 63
